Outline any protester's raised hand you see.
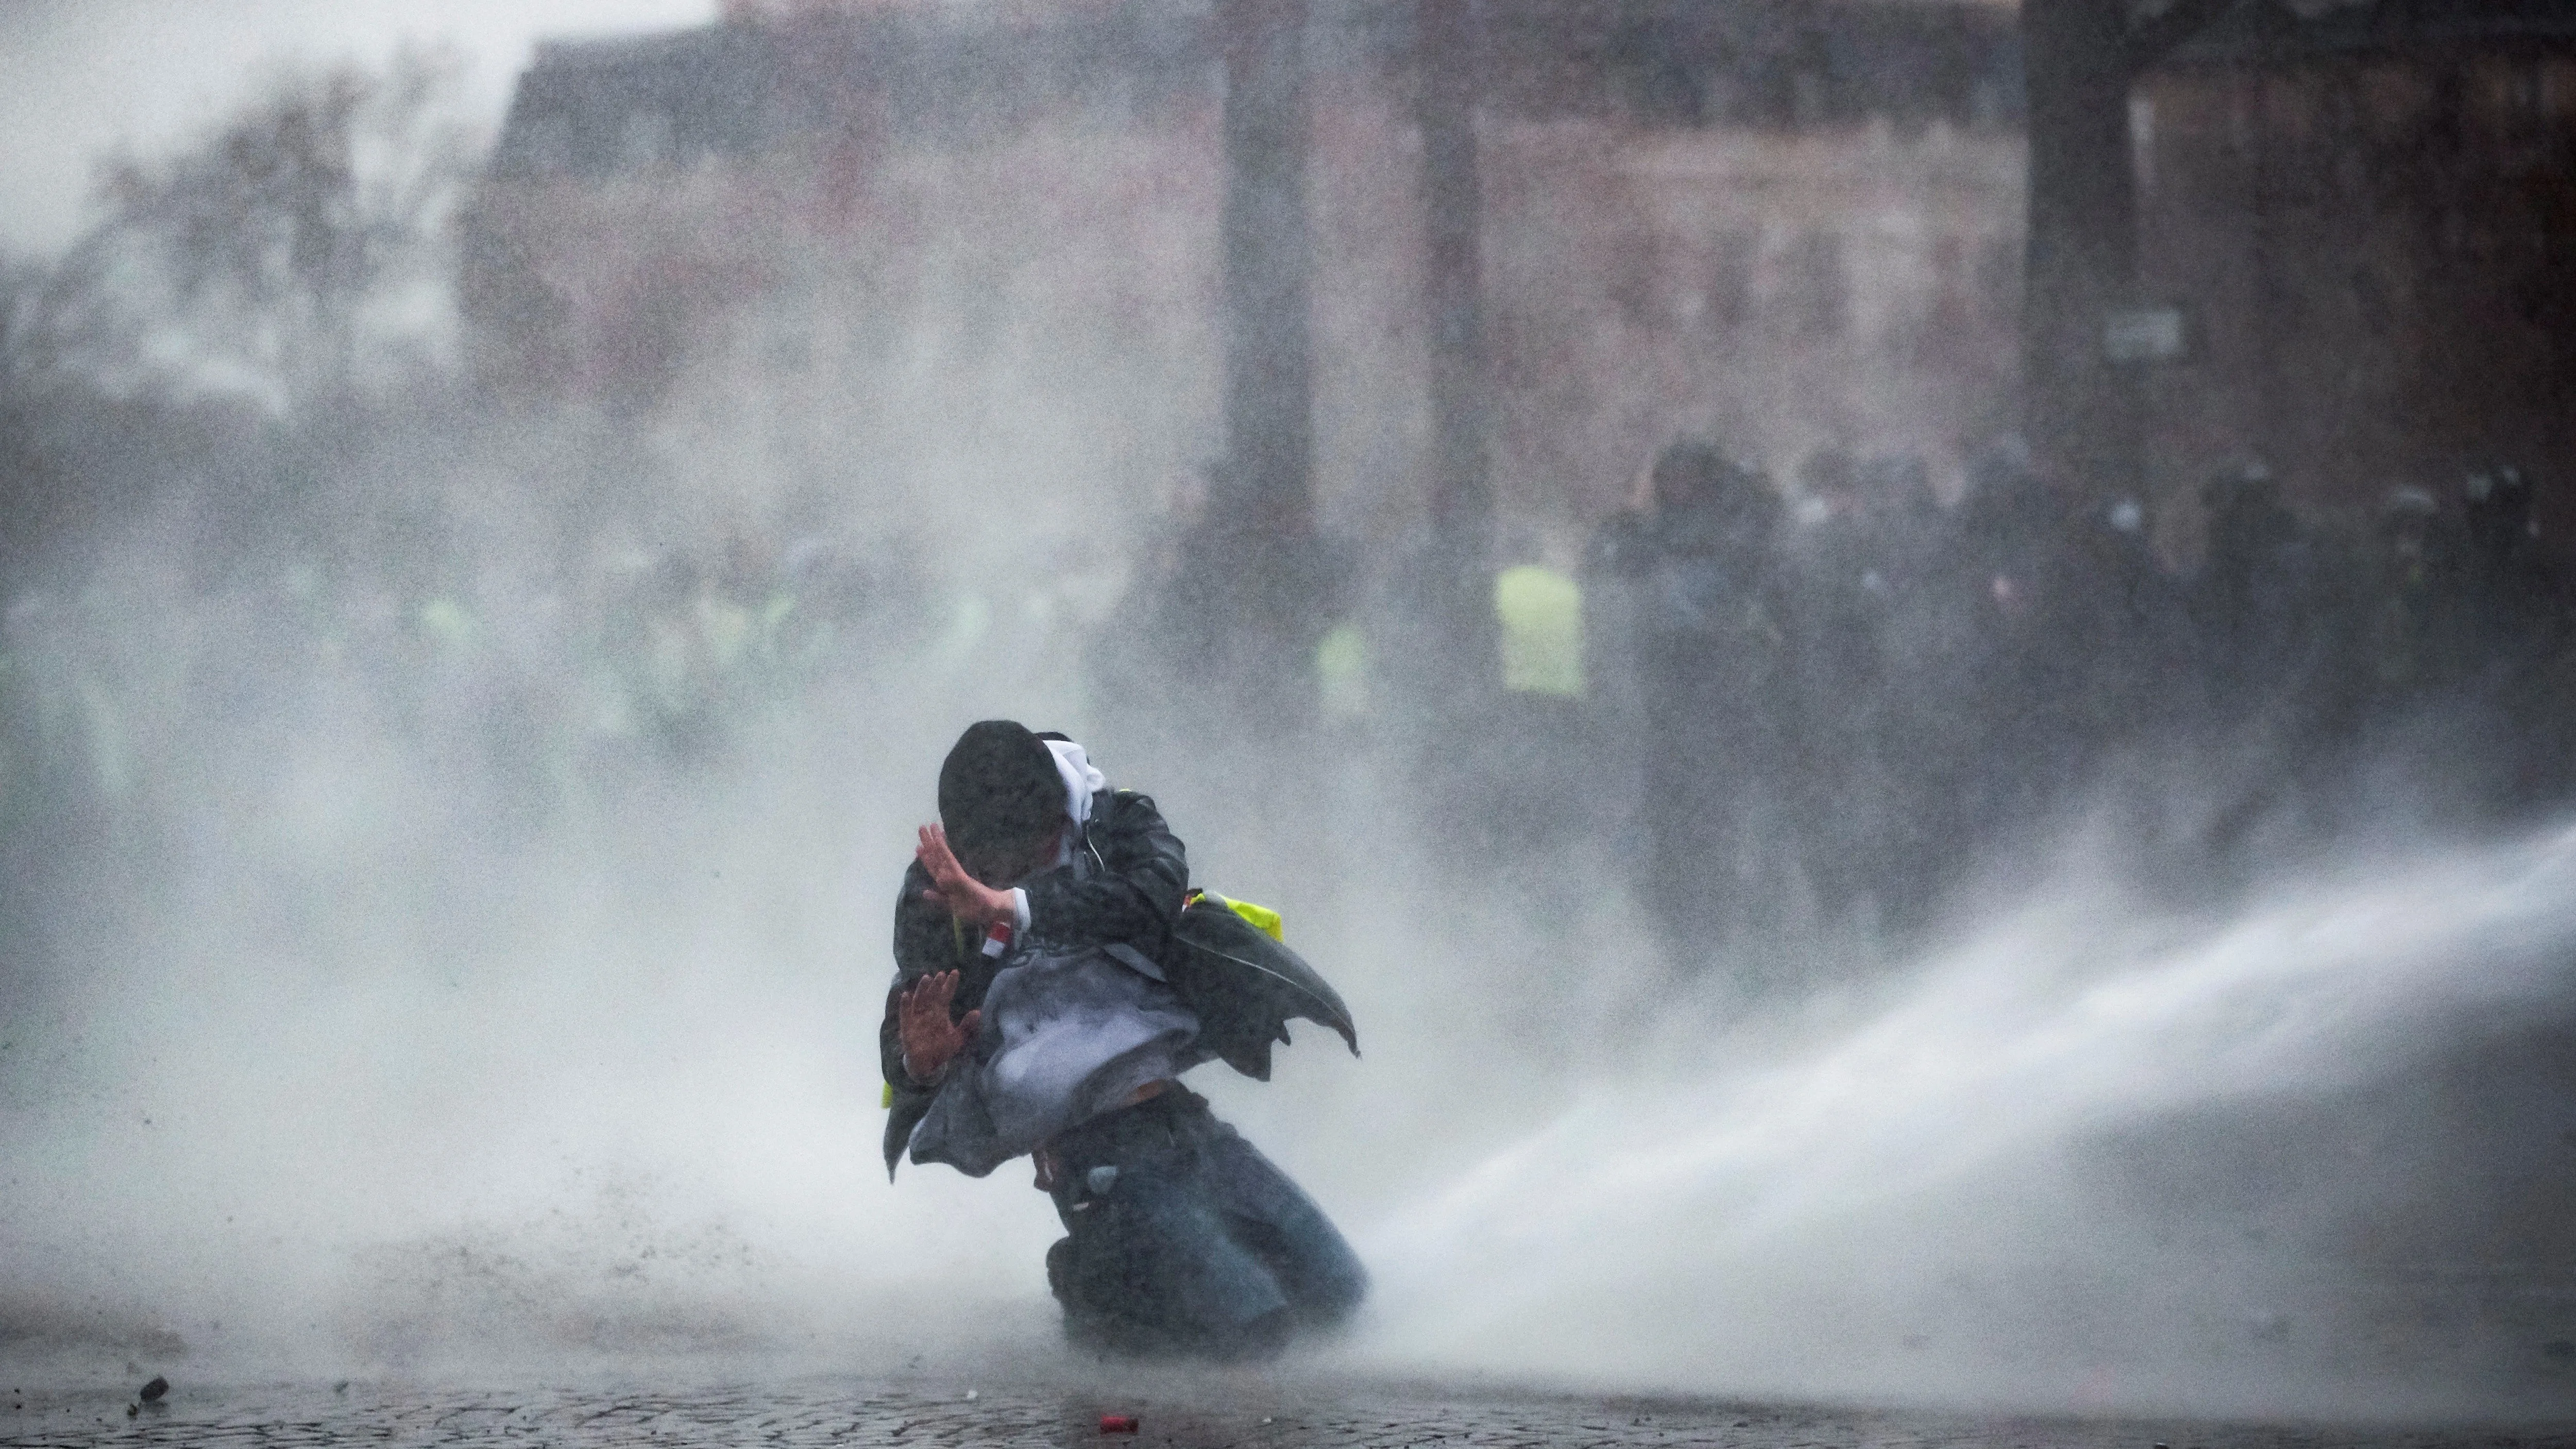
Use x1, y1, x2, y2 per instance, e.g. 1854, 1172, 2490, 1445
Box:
897, 969, 980, 1083
917, 823, 1015, 930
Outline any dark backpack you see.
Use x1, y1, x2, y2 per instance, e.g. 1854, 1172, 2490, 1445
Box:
1165, 890, 1359, 1081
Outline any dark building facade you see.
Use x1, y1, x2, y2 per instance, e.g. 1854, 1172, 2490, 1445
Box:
2137, 1, 2576, 551
460, 1, 2025, 553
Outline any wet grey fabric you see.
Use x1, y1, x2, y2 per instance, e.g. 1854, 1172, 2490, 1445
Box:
908, 945, 1208, 1178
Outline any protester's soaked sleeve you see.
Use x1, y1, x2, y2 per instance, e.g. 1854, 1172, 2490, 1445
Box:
1021, 790, 1189, 943
882, 859, 992, 1176
882, 861, 947, 1082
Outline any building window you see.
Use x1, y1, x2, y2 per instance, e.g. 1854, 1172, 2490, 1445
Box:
1976, 236, 2020, 321
1709, 231, 1755, 331
2131, 93, 2158, 199
622, 110, 673, 172
1786, 230, 1849, 338
1607, 245, 1660, 328
526, 115, 571, 175
2351, 265, 2392, 337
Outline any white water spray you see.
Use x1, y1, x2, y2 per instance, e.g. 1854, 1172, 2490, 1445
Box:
1343, 823, 2576, 1416
7, 655, 2575, 1420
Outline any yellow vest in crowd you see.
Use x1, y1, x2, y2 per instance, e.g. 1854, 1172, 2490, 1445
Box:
1493, 565, 1585, 699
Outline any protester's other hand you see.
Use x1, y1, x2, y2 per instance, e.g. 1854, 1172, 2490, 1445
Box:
917, 823, 1016, 930
1031, 1145, 1061, 1194
897, 969, 980, 1083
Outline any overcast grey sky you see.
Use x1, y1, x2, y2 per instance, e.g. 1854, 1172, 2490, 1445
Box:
0, 0, 716, 257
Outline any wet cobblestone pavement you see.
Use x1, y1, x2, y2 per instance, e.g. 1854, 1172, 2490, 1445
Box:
6, 1377, 2576, 1449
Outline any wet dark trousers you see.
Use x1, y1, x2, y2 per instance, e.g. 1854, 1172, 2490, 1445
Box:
1042, 1087, 1367, 1360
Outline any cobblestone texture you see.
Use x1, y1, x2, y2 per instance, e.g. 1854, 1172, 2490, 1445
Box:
5, 1378, 2575, 1449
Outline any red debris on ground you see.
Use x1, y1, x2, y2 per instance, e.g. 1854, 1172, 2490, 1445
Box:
1099, 1413, 1140, 1434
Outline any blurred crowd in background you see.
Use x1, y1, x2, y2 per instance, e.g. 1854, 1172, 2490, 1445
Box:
0, 504, 941, 839
1556, 440, 2571, 973
5, 421, 2567, 987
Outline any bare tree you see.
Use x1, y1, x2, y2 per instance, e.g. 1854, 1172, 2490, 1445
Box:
55, 48, 478, 412
0, 53, 482, 596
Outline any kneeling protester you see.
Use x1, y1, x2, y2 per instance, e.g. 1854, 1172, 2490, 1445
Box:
879, 720, 1365, 1359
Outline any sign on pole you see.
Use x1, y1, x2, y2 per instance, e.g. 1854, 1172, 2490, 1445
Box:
2104, 305, 2188, 365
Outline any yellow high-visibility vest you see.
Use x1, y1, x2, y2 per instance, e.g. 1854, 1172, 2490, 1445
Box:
1314, 621, 1370, 721
1493, 565, 1585, 698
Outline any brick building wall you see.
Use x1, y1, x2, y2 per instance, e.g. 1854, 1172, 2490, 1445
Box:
460, 1, 2025, 549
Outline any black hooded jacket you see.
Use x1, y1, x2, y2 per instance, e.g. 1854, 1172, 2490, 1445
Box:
878, 787, 1189, 1173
